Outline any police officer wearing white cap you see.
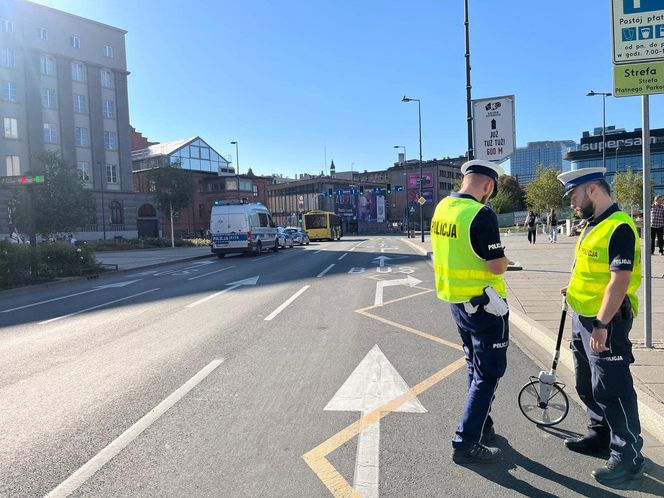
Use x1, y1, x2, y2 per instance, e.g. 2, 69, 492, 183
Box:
431, 159, 511, 464
557, 167, 644, 486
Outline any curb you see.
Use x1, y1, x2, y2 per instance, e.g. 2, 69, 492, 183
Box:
509, 307, 664, 445
0, 252, 215, 298
402, 237, 429, 256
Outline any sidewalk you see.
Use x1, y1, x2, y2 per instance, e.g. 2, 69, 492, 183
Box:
95, 246, 213, 271
403, 230, 664, 444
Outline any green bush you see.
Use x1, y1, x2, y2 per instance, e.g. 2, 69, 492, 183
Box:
0, 241, 100, 289
86, 237, 211, 251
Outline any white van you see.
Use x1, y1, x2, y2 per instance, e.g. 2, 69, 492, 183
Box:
210, 202, 279, 258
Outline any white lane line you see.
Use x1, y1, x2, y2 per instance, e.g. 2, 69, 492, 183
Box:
185, 276, 259, 308
38, 289, 160, 325
317, 264, 335, 278
338, 253, 348, 261
187, 265, 235, 281
264, 285, 310, 321
349, 241, 366, 252
251, 254, 275, 262
1, 289, 101, 313
45, 359, 225, 498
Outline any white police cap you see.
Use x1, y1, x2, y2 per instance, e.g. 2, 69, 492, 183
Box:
460, 160, 505, 198
557, 167, 606, 197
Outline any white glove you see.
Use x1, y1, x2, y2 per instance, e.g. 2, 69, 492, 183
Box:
483, 286, 509, 316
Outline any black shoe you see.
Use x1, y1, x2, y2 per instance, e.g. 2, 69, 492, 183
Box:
481, 426, 496, 445
452, 443, 501, 464
564, 436, 609, 455
592, 459, 645, 486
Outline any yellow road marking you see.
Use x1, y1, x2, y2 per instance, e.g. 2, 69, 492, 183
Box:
302, 358, 466, 497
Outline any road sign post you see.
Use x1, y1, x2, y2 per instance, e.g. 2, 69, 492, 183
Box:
611, 0, 661, 347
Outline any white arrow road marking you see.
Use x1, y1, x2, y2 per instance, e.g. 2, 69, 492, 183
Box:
264, 285, 310, 321
0, 280, 143, 313
324, 345, 426, 498
316, 264, 335, 278
39, 288, 160, 325
187, 265, 235, 281
373, 276, 422, 306
372, 256, 393, 267
45, 359, 224, 498
185, 276, 259, 308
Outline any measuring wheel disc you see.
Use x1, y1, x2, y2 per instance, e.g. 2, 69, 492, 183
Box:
518, 379, 569, 427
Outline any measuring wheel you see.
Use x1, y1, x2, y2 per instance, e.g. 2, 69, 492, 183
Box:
518, 377, 569, 427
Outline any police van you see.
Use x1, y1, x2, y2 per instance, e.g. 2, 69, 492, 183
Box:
210, 202, 279, 258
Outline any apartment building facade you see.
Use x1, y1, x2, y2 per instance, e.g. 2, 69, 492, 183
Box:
0, 0, 151, 239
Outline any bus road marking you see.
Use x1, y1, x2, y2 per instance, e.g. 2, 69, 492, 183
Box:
264, 285, 310, 321
317, 264, 335, 278
45, 359, 225, 498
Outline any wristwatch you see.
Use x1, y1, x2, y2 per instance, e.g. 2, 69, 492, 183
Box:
592, 318, 609, 329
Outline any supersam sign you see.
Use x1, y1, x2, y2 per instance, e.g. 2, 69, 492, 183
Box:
472, 95, 515, 162
612, 0, 664, 64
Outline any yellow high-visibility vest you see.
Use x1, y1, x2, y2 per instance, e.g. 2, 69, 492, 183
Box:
567, 211, 641, 317
431, 196, 506, 303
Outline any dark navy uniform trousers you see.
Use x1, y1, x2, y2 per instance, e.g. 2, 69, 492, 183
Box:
571, 298, 644, 468
450, 303, 509, 449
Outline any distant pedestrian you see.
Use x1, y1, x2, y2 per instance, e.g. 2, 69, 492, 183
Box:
650, 195, 664, 255
524, 210, 538, 244
547, 208, 558, 243
9, 226, 23, 244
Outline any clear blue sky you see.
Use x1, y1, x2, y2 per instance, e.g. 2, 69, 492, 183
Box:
33, 0, 664, 178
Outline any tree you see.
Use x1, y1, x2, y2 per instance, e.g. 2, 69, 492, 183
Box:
612, 169, 655, 216
148, 164, 195, 247
490, 175, 526, 213
10, 152, 95, 240
525, 166, 565, 212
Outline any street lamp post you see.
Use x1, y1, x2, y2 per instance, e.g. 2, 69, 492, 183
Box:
97, 161, 106, 240
402, 96, 424, 242
586, 91, 612, 171
230, 140, 239, 201
393, 145, 409, 235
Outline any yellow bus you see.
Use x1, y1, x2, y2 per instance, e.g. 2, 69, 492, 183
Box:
303, 210, 343, 241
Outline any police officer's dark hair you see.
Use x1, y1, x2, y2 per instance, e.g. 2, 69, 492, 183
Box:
590, 179, 611, 195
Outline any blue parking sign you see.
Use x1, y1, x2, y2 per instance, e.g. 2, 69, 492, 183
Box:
624, 0, 664, 14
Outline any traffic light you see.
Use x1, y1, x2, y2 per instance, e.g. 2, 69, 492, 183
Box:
328, 187, 333, 197
386, 183, 391, 194
359, 185, 364, 195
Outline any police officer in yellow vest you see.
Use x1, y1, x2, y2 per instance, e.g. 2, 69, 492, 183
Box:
557, 167, 644, 486
432, 159, 511, 464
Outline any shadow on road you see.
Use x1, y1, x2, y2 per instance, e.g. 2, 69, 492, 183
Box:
464, 435, 659, 497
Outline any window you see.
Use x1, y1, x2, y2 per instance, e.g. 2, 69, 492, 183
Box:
104, 45, 114, 58
73, 94, 87, 113
40, 55, 55, 75
106, 164, 118, 184
102, 99, 114, 118
70, 35, 80, 48
1, 47, 15, 68
1, 19, 13, 33
71, 62, 85, 81
76, 161, 90, 182
101, 69, 113, 88
2, 81, 16, 102
41, 88, 56, 108
39, 27, 48, 40
6, 155, 20, 176
253, 184, 259, 197
75, 126, 89, 146
110, 201, 123, 224
104, 131, 117, 150
43, 123, 57, 143
4, 117, 17, 138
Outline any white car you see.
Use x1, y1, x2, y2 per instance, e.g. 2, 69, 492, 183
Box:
277, 226, 294, 248
285, 227, 310, 245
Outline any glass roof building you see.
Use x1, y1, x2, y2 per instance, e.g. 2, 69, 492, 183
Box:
131, 136, 232, 174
